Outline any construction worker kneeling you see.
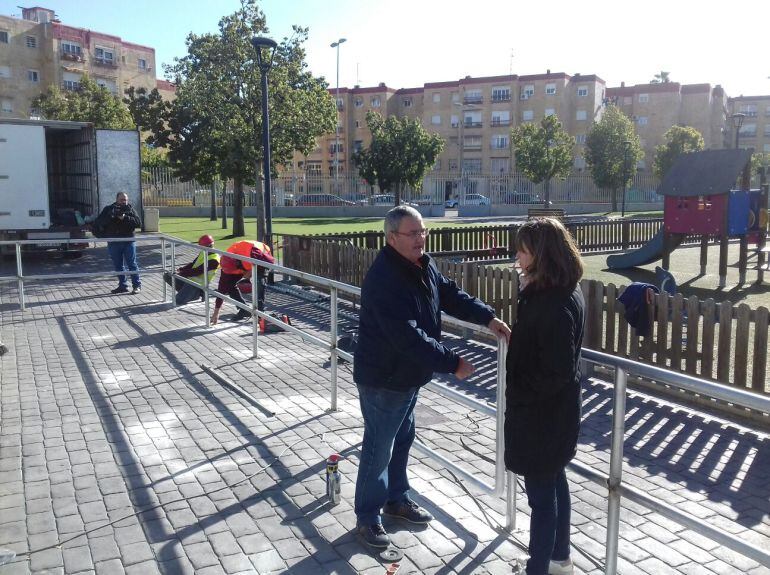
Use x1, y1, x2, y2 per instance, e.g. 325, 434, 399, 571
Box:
211, 240, 274, 325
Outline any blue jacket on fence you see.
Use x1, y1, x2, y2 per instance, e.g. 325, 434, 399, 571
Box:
353, 245, 496, 391
618, 282, 659, 337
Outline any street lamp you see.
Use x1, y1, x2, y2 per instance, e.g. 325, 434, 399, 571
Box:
731, 112, 746, 149
330, 38, 346, 186
251, 35, 277, 251
621, 140, 631, 218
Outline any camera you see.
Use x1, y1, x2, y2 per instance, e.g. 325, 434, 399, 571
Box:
112, 204, 128, 218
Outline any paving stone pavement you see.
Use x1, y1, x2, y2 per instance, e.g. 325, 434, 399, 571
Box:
1, 248, 769, 574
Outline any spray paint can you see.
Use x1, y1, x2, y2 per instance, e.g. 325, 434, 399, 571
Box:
326, 453, 341, 505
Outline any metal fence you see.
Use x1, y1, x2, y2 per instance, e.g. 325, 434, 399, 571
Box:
142, 167, 661, 208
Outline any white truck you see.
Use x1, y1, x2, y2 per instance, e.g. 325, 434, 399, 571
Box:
0, 118, 141, 256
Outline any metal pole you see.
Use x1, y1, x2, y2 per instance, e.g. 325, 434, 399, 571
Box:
605, 366, 628, 575
335, 43, 340, 183
330, 286, 339, 411
161, 237, 167, 302
260, 68, 273, 252
170, 242, 176, 308
203, 250, 210, 328
494, 336, 508, 495
252, 265, 259, 359
15, 243, 25, 312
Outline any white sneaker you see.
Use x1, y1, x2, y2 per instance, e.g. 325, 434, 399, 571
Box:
549, 558, 574, 574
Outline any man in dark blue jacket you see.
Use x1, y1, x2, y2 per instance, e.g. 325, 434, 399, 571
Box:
94, 192, 142, 294
353, 205, 510, 548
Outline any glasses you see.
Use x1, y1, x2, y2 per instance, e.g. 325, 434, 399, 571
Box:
392, 228, 429, 239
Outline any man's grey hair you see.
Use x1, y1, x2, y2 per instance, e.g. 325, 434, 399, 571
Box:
384, 205, 422, 235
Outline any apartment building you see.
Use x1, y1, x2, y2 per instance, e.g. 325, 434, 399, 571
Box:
292, 68, 744, 179
729, 95, 770, 154
0, 6, 158, 119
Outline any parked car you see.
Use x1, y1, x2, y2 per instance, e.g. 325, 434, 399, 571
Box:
462, 193, 491, 206
503, 191, 540, 204
296, 193, 355, 206
358, 194, 417, 207
416, 194, 438, 205
445, 198, 459, 208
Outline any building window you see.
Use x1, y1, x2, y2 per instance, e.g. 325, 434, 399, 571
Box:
740, 104, 758, 117
370, 96, 380, 107
26, 35, 37, 48
95, 78, 116, 93
0, 31, 8, 44
764, 143, 770, 152
1, 99, 12, 113
636, 116, 648, 126
520, 85, 534, 100
432, 92, 440, 103
353, 140, 363, 154
491, 158, 509, 174
431, 114, 441, 125
764, 125, 770, 137
61, 41, 82, 61
491, 111, 511, 126
463, 135, 482, 150
739, 123, 756, 137
464, 111, 482, 127
0, 66, 10, 78
403, 97, 412, 107
545, 83, 556, 95
450, 115, 459, 128
463, 159, 482, 173
576, 110, 587, 121
575, 134, 587, 144
544, 108, 555, 117
638, 93, 649, 103
623, 96, 632, 105
336, 98, 344, 110
354, 97, 363, 108
522, 110, 534, 121
464, 89, 482, 104
62, 72, 81, 91
27, 69, 39, 82
355, 120, 361, 128
451, 91, 459, 103
329, 143, 344, 154
138, 58, 147, 70
94, 47, 114, 64
492, 86, 511, 102
491, 135, 509, 149
577, 86, 588, 97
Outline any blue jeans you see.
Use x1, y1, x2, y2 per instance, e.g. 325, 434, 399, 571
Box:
108, 241, 140, 288
524, 468, 571, 575
164, 272, 203, 305
355, 384, 419, 525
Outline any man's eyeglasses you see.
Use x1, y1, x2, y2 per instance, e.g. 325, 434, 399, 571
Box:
392, 228, 429, 239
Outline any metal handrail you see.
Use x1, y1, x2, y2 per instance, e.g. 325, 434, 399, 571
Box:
3, 235, 769, 572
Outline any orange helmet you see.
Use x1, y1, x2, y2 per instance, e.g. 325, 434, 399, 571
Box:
198, 234, 215, 247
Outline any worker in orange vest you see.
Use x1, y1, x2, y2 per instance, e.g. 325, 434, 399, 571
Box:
210, 240, 275, 325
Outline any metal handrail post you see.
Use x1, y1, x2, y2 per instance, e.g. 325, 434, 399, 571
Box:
252, 265, 259, 358
15, 243, 25, 312
330, 287, 339, 411
203, 250, 210, 328
494, 336, 508, 495
170, 242, 177, 307
605, 366, 628, 575
506, 471, 517, 531
161, 237, 167, 302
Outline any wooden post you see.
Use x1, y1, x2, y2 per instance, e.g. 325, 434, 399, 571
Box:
621, 220, 630, 251
718, 232, 729, 288
699, 235, 709, 276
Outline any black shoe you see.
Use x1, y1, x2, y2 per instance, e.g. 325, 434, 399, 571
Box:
111, 286, 129, 294
382, 499, 433, 524
234, 310, 252, 321
356, 522, 390, 548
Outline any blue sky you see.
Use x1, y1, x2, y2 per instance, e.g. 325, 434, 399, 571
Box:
2, 0, 768, 97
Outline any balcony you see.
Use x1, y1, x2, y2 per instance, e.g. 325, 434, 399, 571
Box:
93, 57, 118, 69
463, 96, 483, 105
463, 144, 482, 151
60, 51, 84, 63
491, 94, 511, 102
463, 121, 482, 128
491, 119, 511, 127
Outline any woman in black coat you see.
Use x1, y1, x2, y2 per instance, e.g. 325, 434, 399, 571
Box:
505, 218, 585, 575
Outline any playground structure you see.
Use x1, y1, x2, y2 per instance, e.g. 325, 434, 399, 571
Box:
607, 149, 768, 286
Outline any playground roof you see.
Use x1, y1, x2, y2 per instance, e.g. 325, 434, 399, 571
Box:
657, 148, 753, 197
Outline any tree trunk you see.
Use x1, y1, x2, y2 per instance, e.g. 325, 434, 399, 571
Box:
544, 178, 551, 207
394, 182, 402, 206
221, 180, 228, 230
209, 181, 217, 221
611, 187, 618, 212
255, 161, 266, 242
233, 176, 245, 237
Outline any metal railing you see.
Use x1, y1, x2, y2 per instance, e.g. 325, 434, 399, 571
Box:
2, 235, 769, 573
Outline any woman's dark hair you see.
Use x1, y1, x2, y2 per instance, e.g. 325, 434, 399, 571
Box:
514, 217, 583, 290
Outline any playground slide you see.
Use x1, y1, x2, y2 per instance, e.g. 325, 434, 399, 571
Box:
606, 229, 684, 270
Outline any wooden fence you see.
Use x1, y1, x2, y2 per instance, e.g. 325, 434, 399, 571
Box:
282, 238, 769, 397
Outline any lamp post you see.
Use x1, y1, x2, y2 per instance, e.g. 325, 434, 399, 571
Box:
251, 36, 277, 251
331, 38, 346, 188
621, 140, 631, 218
731, 112, 746, 149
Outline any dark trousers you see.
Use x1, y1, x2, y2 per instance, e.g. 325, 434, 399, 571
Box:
163, 272, 203, 306
523, 467, 571, 575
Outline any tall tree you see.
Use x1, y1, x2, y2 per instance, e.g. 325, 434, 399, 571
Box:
653, 125, 704, 179
124, 86, 172, 148
32, 75, 134, 129
510, 114, 574, 207
584, 105, 643, 211
352, 111, 444, 205
164, 0, 336, 238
